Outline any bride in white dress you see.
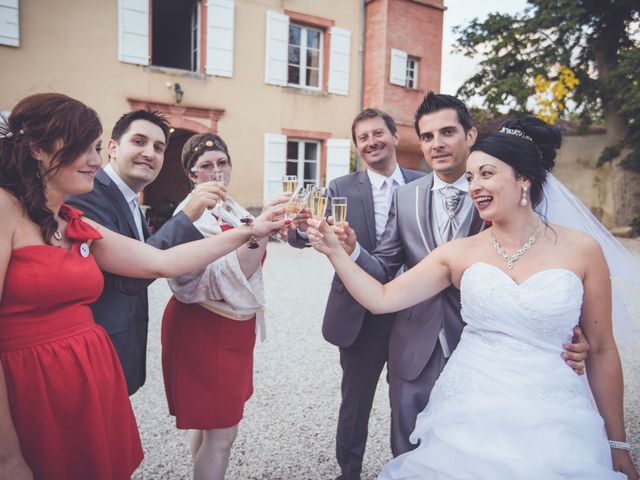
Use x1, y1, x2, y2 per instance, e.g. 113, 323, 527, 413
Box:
308, 116, 638, 479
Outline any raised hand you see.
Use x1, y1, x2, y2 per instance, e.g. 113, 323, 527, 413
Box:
252, 205, 288, 238
181, 180, 227, 221
322, 216, 357, 255
290, 207, 312, 232
307, 218, 343, 257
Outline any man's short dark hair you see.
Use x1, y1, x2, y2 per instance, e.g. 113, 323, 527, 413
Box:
111, 110, 171, 144
351, 108, 397, 144
414, 91, 473, 137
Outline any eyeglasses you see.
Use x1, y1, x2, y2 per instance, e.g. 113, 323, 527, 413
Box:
191, 159, 230, 172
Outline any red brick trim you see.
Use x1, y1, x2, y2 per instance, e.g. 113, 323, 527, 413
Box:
284, 10, 335, 29
281, 128, 331, 140
126, 99, 225, 132
200, 0, 207, 73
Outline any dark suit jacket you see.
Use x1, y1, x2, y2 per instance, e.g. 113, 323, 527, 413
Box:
289, 168, 425, 348
66, 168, 202, 394
355, 173, 485, 381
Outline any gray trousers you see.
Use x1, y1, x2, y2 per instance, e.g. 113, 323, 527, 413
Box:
336, 313, 394, 480
389, 343, 447, 456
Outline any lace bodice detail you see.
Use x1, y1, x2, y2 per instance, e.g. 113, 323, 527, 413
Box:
460, 262, 584, 352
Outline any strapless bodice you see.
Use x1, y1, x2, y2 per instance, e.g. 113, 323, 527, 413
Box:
460, 262, 584, 353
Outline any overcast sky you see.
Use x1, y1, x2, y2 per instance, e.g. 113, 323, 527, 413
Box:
441, 0, 529, 104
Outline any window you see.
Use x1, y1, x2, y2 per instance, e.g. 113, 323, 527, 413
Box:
119, 0, 235, 76
288, 24, 322, 88
390, 48, 420, 89
152, 0, 201, 71
406, 58, 418, 89
287, 140, 320, 186
0, 0, 19, 47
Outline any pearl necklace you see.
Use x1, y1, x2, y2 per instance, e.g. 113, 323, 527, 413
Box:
490, 222, 540, 270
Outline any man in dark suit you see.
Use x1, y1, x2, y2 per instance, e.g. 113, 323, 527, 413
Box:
343, 92, 589, 456
289, 109, 424, 480
67, 110, 223, 395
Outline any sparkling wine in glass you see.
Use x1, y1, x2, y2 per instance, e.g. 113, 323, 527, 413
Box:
310, 187, 328, 219
208, 171, 225, 215
285, 187, 310, 221
282, 175, 298, 194
331, 197, 348, 225
270, 186, 310, 242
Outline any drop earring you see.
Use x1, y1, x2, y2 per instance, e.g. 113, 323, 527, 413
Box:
520, 185, 528, 207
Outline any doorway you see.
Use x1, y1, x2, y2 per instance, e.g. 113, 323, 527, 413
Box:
142, 128, 195, 231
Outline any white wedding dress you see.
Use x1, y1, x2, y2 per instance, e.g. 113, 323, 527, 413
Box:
380, 262, 625, 480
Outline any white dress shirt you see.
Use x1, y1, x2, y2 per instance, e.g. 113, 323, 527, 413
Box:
350, 165, 405, 259
366, 165, 406, 243
103, 163, 145, 240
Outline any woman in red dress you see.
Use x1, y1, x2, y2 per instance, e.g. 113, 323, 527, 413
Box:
0, 94, 286, 479
161, 133, 289, 480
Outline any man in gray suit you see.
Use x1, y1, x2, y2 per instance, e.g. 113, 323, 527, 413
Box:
342, 92, 589, 456
67, 110, 223, 395
289, 109, 423, 480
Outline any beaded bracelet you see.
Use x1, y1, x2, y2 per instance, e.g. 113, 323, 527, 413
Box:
240, 217, 259, 249
608, 440, 632, 451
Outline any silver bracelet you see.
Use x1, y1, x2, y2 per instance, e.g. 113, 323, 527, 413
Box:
608, 440, 632, 451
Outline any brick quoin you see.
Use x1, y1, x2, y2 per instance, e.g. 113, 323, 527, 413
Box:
363, 0, 444, 170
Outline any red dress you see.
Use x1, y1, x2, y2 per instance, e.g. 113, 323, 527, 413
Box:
0, 205, 143, 480
161, 223, 256, 430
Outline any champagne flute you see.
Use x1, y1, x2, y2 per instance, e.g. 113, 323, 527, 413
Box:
271, 186, 310, 242
285, 186, 310, 221
331, 197, 348, 226
310, 187, 328, 220
208, 171, 225, 216
282, 175, 298, 194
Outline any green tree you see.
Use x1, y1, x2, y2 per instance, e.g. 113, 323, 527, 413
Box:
453, 0, 640, 227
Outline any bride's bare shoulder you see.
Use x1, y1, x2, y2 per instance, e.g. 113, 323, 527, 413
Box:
544, 223, 603, 256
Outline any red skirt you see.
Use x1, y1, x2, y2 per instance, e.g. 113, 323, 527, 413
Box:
161, 297, 256, 429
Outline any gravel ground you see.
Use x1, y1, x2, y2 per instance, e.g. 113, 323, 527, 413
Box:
131, 240, 640, 479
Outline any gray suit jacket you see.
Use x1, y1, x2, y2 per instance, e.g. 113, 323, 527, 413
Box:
66, 168, 202, 392
290, 168, 425, 348
355, 173, 484, 380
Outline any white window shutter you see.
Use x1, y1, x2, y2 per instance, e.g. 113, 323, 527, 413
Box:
264, 11, 289, 86
118, 0, 149, 65
326, 139, 351, 186
328, 27, 351, 96
389, 48, 407, 86
206, 0, 234, 77
0, 0, 19, 47
263, 133, 287, 202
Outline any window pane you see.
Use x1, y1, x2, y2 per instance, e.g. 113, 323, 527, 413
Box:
288, 65, 300, 85
304, 142, 318, 160
307, 30, 321, 49
306, 49, 320, 69
306, 68, 319, 87
289, 45, 300, 65
287, 141, 298, 159
286, 161, 298, 176
289, 26, 301, 46
304, 161, 317, 180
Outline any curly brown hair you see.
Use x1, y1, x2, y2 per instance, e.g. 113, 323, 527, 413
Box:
0, 93, 102, 244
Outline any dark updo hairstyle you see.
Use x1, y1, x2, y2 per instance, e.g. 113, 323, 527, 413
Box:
471, 115, 561, 208
181, 132, 231, 184
0, 93, 102, 244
